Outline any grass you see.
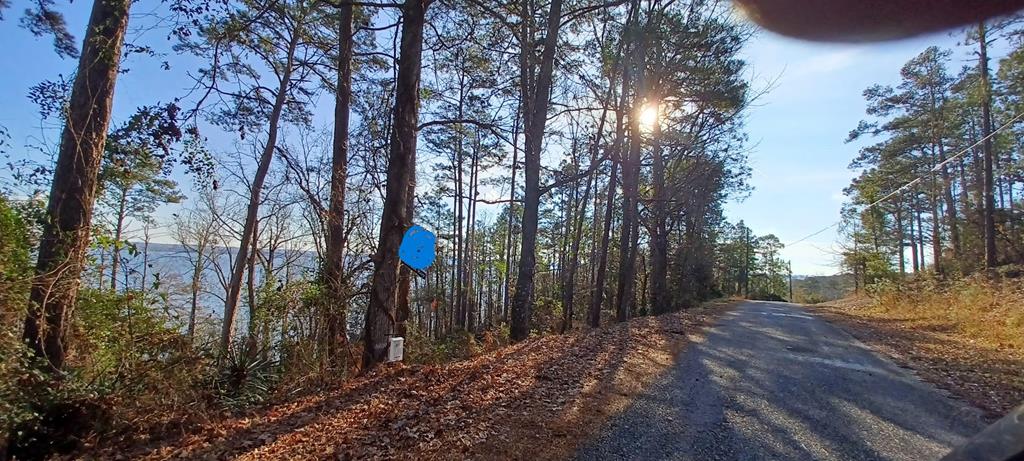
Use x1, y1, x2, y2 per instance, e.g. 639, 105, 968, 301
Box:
865, 276, 1024, 351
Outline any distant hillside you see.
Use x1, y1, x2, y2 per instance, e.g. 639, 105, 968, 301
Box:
792, 274, 854, 304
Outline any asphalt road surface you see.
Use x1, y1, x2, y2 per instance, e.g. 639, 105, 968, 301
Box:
575, 301, 987, 461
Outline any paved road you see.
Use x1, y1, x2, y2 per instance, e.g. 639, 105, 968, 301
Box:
575, 301, 987, 461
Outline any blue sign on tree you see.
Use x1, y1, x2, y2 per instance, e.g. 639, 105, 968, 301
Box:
398, 224, 436, 277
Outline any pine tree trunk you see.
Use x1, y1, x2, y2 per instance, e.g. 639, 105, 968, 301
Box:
589, 48, 631, 328
979, 22, 998, 268
24, 0, 131, 372
510, 0, 564, 341
396, 178, 415, 338
615, 31, 646, 322
220, 27, 300, 356
930, 173, 943, 274
649, 100, 669, 314
363, 0, 428, 368
502, 101, 519, 323
325, 2, 354, 368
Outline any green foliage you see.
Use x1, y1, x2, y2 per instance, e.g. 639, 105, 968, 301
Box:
531, 297, 563, 335
716, 221, 790, 300
405, 325, 510, 365
215, 341, 281, 409
4, 285, 216, 456
792, 274, 855, 304
406, 329, 478, 365
0, 195, 32, 311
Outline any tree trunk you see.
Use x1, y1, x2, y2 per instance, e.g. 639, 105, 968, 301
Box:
937, 133, 961, 263
110, 187, 128, 291
363, 0, 427, 369
909, 209, 919, 273
929, 174, 942, 274
464, 141, 480, 331
510, 0, 564, 341
220, 26, 300, 356
589, 50, 632, 328
615, 33, 646, 323
896, 205, 906, 275
917, 208, 926, 269
24, 0, 131, 372
396, 178, 415, 338
454, 84, 466, 329
502, 101, 520, 324
325, 3, 354, 368
246, 219, 259, 339
649, 98, 669, 314
979, 22, 997, 268
188, 241, 205, 340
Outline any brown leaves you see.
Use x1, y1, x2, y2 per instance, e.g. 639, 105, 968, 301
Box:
93, 302, 733, 461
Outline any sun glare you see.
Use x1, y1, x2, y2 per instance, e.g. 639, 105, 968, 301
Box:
639, 104, 660, 132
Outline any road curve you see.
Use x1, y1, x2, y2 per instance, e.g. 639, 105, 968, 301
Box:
575, 301, 987, 461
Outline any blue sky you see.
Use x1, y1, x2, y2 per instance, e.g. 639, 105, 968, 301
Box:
728, 30, 994, 275
0, 3, 1000, 275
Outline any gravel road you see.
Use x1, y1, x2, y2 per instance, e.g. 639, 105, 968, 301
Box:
574, 301, 987, 461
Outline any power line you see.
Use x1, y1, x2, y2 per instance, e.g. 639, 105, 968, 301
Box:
785, 110, 1024, 248
786, 221, 838, 247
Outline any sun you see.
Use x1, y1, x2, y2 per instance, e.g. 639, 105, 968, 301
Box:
638, 104, 660, 132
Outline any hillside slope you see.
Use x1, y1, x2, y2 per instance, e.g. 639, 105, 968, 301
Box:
87, 302, 734, 460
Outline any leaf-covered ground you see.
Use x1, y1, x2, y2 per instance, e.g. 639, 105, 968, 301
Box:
813, 297, 1024, 422
90, 301, 733, 460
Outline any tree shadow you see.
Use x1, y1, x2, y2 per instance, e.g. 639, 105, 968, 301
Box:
573, 301, 988, 460
814, 307, 1024, 419
118, 309, 707, 460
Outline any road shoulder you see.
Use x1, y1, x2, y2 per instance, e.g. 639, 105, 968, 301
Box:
810, 301, 1024, 422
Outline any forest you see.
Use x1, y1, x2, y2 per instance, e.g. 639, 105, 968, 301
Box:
842, 18, 1024, 284
0, 0, 792, 456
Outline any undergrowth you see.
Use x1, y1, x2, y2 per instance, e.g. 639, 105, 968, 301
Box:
866, 273, 1024, 351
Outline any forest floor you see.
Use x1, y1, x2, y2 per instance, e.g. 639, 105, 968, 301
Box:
91, 300, 736, 460
812, 297, 1024, 421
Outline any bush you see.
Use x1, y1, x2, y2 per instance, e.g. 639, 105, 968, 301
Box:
531, 297, 562, 334
4, 287, 218, 457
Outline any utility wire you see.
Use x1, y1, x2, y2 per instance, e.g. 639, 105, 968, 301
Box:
785, 110, 1024, 248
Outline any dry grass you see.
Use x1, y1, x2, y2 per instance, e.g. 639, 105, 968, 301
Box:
84, 300, 736, 460
813, 277, 1024, 420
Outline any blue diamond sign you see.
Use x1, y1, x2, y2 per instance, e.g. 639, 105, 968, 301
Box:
398, 224, 436, 275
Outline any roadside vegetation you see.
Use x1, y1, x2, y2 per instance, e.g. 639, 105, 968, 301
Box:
80, 302, 734, 460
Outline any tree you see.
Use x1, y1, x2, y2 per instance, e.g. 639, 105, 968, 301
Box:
324, 1, 355, 368
24, 0, 133, 372
99, 105, 184, 291
974, 22, 998, 268
364, 0, 429, 369
509, 0, 566, 341
182, 0, 325, 354
173, 191, 218, 340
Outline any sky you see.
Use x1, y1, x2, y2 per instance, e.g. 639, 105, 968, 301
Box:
0, 3, 1002, 276
727, 30, 992, 275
